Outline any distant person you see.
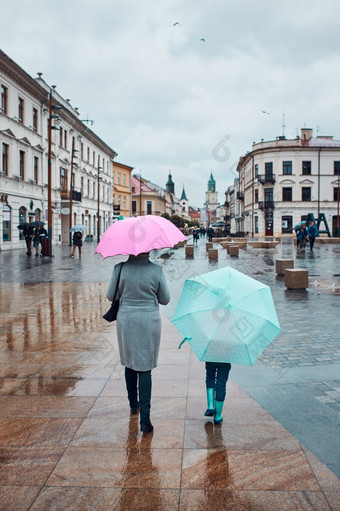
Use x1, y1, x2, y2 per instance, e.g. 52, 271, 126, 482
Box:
307, 221, 318, 252
23, 224, 34, 256
296, 223, 308, 254
193, 226, 200, 244
70, 231, 83, 258
207, 226, 214, 242
33, 225, 47, 257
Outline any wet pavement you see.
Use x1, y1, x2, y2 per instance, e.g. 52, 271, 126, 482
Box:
0, 239, 340, 510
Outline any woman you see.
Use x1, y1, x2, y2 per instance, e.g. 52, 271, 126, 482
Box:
70, 231, 82, 258
106, 253, 170, 432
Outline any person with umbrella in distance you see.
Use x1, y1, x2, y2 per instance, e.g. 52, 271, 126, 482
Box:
33, 224, 47, 257
70, 231, 83, 258
97, 215, 186, 432
22, 223, 34, 256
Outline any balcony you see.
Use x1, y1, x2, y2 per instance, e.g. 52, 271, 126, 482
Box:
258, 200, 275, 210
258, 174, 276, 184
236, 191, 244, 200
60, 189, 82, 202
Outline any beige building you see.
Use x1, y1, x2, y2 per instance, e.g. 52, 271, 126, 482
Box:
131, 175, 167, 216
234, 129, 340, 237
112, 162, 133, 218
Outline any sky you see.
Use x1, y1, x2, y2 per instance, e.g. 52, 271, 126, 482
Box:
2, 0, 340, 206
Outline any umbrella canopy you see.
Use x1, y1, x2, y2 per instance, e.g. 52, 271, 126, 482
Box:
172, 266, 281, 366
95, 215, 187, 258
30, 221, 45, 228
70, 225, 86, 232
17, 222, 30, 230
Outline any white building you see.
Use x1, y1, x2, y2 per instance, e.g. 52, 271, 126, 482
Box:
0, 50, 117, 250
235, 129, 340, 237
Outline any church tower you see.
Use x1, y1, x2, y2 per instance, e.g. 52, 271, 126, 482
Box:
205, 172, 219, 208
180, 185, 189, 218
165, 171, 175, 194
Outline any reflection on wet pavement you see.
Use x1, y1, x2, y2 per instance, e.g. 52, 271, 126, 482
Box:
1, 281, 339, 509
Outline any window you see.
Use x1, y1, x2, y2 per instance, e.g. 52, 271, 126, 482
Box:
118, 173, 121, 185
59, 127, 63, 147
132, 200, 137, 214
18, 97, 24, 123
87, 179, 90, 197
334, 188, 339, 201
1, 85, 8, 114
81, 143, 84, 160
147, 201, 152, 215
93, 182, 95, 198
19, 150, 25, 179
254, 216, 258, 234
283, 161, 292, 175
123, 174, 126, 186
255, 164, 258, 177
281, 215, 293, 234
35, 208, 41, 221
60, 167, 67, 190
33, 107, 38, 131
33, 156, 38, 182
81, 176, 84, 195
302, 161, 311, 175
302, 187, 311, 201
2, 204, 11, 241
282, 187, 292, 201
87, 147, 90, 161
93, 151, 95, 165
64, 130, 67, 150
123, 196, 127, 210
334, 162, 340, 175
2, 143, 9, 175
265, 162, 273, 176
255, 189, 259, 203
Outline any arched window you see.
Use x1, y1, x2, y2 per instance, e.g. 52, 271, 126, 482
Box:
2, 204, 11, 241
35, 208, 41, 221
19, 206, 26, 240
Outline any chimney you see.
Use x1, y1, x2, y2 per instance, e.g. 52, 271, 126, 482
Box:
301, 128, 313, 141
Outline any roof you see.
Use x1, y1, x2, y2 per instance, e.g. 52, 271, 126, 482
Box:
180, 186, 188, 201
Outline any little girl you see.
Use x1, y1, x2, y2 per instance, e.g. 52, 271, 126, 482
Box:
204, 362, 231, 425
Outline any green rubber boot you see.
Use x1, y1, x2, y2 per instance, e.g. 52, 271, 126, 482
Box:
214, 400, 224, 425
204, 388, 215, 417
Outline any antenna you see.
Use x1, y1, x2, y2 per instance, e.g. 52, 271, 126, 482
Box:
282, 107, 286, 137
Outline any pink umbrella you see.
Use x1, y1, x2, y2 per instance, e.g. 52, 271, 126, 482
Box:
95, 215, 187, 258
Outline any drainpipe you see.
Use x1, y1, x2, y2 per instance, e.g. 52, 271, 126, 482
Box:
251, 155, 254, 237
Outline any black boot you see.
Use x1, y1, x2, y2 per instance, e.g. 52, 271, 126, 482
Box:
139, 370, 153, 432
125, 367, 139, 414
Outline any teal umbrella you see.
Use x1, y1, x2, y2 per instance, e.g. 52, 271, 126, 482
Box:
172, 266, 281, 366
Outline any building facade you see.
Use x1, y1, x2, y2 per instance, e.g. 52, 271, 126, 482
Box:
112, 162, 133, 218
235, 129, 340, 237
0, 50, 117, 250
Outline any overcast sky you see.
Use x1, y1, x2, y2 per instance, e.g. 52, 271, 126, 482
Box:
2, 0, 340, 206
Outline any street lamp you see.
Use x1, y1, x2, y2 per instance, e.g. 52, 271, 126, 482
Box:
47, 86, 62, 257
97, 155, 103, 243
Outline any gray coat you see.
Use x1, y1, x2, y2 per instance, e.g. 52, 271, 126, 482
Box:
106, 254, 170, 371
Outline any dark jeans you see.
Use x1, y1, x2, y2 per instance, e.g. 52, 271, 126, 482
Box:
205, 362, 231, 402
25, 237, 32, 253
310, 237, 315, 250
125, 367, 152, 422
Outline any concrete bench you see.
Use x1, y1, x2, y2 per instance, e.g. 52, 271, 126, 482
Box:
206, 242, 213, 250
229, 246, 239, 257
185, 245, 194, 257
208, 248, 218, 260
285, 269, 308, 289
275, 259, 294, 276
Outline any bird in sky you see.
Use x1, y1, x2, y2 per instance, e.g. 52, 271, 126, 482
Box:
260, 110, 270, 115
200, 38, 206, 42
173, 22, 181, 26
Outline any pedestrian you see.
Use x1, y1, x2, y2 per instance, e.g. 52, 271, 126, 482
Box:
33, 225, 48, 257
106, 252, 170, 432
23, 224, 34, 256
296, 223, 308, 254
307, 221, 318, 252
207, 225, 214, 242
193, 226, 200, 244
70, 231, 82, 258
204, 361, 231, 425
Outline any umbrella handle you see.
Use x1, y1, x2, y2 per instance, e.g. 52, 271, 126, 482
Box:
178, 337, 192, 350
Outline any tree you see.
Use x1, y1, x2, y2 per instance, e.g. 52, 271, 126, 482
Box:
170, 215, 185, 228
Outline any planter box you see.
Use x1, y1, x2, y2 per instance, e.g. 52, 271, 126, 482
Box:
275, 259, 294, 276
208, 249, 218, 259
285, 269, 308, 289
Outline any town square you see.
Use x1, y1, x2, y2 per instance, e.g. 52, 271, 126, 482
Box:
1, 1, 340, 510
